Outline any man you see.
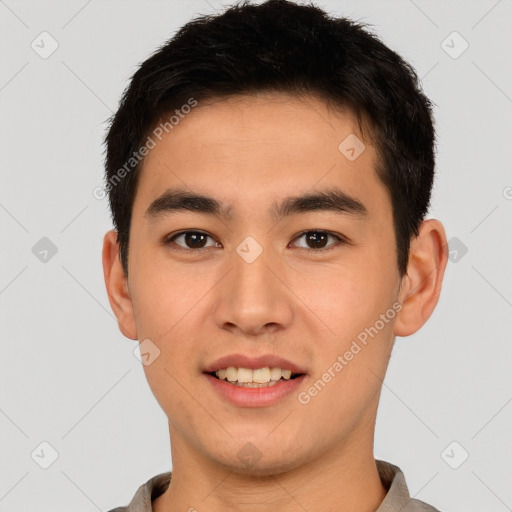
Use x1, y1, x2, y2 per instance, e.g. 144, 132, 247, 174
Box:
102, 0, 448, 510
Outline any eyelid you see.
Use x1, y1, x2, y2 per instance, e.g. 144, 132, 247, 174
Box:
164, 229, 349, 252
164, 230, 219, 251
290, 230, 347, 251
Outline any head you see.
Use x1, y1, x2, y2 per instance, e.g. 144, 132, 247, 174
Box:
102, 0, 447, 476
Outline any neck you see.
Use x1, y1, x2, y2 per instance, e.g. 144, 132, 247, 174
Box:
153, 425, 387, 512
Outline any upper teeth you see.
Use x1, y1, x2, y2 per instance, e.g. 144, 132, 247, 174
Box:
216, 367, 293, 383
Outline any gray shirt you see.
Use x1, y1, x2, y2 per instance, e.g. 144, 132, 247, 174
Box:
108, 459, 440, 511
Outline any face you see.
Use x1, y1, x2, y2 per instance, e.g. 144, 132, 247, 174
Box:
112, 93, 407, 475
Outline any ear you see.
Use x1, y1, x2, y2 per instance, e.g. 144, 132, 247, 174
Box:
102, 230, 138, 340
394, 219, 448, 337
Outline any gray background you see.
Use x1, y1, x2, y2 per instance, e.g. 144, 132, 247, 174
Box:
1, 0, 511, 510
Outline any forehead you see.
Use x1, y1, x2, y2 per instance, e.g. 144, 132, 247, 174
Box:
133, 92, 387, 219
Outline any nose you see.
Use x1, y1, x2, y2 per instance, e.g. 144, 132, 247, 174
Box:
212, 240, 294, 336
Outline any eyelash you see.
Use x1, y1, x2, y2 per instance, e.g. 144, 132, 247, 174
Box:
164, 230, 348, 253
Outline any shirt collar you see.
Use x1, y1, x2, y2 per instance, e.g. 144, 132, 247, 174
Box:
119, 459, 435, 511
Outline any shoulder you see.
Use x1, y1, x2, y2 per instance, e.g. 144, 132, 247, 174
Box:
105, 471, 172, 512
375, 460, 442, 512
401, 497, 442, 511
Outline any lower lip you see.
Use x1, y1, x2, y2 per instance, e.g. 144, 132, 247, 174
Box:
204, 373, 307, 407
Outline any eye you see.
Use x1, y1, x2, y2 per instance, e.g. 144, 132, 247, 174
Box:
165, 231, 220, 251
164, 229, 347, 252
291, 230, 345, 251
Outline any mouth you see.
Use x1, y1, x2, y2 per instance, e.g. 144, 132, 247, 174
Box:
206, 366, 305, 388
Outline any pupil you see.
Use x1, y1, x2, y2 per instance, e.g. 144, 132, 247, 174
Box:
307, 231, 327, 249
183, 232, 327, 249
185, 232, 207, 248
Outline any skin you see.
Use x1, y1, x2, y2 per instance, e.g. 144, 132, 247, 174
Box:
102, 92, 448, 512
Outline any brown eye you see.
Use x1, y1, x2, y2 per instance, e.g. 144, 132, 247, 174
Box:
165, 229, 345, 252
292, 230, 343, 250
167, 231, 218, 250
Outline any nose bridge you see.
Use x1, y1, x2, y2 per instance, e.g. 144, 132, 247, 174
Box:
233, 237, 272, 296
213, 235, 293, 334
230, 236, 277, 310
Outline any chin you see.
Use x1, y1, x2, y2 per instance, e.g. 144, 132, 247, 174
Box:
228, 456, 304, 478
210, 439, 308, 478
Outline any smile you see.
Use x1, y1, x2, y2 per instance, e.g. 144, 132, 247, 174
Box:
209, 366, 303, 387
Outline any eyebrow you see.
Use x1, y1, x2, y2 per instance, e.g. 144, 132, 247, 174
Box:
144, 186, 368, 221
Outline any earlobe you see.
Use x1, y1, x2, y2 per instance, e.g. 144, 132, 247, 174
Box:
394, 219, 448, 337
102, 230, 138, 340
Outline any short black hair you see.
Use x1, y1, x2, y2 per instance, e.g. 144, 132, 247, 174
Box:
103, 0, 436, 277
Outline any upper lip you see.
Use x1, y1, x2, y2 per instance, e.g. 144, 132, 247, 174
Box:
203, 354, 308, 374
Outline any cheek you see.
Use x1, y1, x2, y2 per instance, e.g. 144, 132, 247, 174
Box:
301, 257, 393, 336
129, 244, 208, 338
296, 240, 399, 381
